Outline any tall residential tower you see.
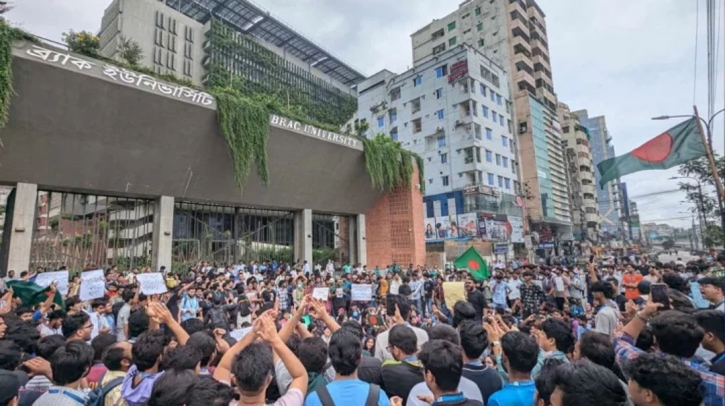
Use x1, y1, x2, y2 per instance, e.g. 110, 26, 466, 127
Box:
410, 0, 572, 253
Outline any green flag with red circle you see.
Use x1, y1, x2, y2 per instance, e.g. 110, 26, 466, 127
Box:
453, 247, 490, 281
597, 118, 706, 188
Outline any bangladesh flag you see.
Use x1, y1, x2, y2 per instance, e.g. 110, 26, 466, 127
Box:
7, 280, 64, 309
453, 246, 490, 281
597, 118, 706, 188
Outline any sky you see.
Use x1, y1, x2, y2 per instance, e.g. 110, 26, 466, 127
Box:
7, 0, 724, 229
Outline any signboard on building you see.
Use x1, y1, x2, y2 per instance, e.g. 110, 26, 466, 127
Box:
494, 243, 508, 255
508, 216, 525, 243
457, 213, 478, 237
448, 60, 469, 83
270, 115, 361, 149
463, 183, 500, 196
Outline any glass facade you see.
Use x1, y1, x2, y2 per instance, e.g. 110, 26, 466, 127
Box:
530, 97, 553, 217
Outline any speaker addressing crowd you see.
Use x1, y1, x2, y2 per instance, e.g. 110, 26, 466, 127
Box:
0, 253, 723, 406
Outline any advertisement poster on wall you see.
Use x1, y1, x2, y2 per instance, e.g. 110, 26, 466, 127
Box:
435, 216, 459, 239
508, 216, 525, 243
457, 213, 478, 238
424, 217, 438, 240
478, 213, 510, 241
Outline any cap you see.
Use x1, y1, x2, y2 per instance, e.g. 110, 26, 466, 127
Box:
0, 370, 19, 404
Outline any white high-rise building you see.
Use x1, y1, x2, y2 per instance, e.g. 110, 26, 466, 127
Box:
356, 45, 524, 238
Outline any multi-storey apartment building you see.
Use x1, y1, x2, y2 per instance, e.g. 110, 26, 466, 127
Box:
98, 0, 362, 119
410, 0, 571, 253
558, 102, 598, 241
356, 45, 525, 250
571, 110, 622, 237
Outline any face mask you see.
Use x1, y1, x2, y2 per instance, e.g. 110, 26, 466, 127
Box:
297, 283, 303, 289
353, 311, 359, 318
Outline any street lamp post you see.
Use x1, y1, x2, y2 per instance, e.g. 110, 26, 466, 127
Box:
653, 110, 725, 237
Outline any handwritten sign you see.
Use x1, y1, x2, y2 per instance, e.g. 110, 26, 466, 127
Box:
442, 282, 466, 310
229, 326, 253, 342
79, 269, 105, 301
34, 270, 69, 295
351, 284, 373, 301
312, 287, 330, 301
136, 273, 168, 295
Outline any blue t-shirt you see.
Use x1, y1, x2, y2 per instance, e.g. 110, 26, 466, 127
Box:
304, 379, 390, 406
488, 381, 536, 406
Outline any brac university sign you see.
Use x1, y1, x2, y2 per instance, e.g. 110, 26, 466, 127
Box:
269, 115, 361, 150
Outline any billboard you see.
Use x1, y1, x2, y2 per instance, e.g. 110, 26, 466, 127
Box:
457, 213, 478, 238
508, 216, 525, 243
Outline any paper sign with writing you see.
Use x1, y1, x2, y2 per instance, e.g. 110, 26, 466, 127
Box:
136, 273, 168, 295
442, 281, 466, 310
351, 284, 373, 301
229, 327, 253, 342
312, 287, 330, 301
34, 271, 69, 295
80, 269, 106, 301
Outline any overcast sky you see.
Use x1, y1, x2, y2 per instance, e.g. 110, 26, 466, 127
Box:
8, 0, 724, 229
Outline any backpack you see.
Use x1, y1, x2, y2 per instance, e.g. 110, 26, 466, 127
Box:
314, 383, 380, 406
85, 375, 124, 406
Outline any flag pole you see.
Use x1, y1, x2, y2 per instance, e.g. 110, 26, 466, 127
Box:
693, 106, 725, 203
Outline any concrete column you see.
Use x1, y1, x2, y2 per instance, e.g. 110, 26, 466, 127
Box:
294, 209, 312, 265
152, 196, 174, 272
356, 214, 367, 266
0, 183, 38, 275
348, 215, 358, 265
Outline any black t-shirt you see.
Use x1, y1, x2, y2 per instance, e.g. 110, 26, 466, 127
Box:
423, 280, 434, 298
357, 356, 384, 386
467, 289, 487, 320
381, 361, 424, 402
399, 284, 412, 297
462, 363, 503, 405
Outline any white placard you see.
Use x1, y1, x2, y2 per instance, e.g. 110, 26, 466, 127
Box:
136, 273, 168, 295
229, 326, 253, 342
34, 271, 69, 295
554, 276, 565, 292
312, 287, 330, 301
351, 284, 373, 301
79, 269, 105, 301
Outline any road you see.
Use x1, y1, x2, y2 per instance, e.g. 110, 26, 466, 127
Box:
656, 250, 700, 264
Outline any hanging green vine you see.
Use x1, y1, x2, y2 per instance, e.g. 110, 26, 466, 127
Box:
362, 134, 425, 193
0, 21, 36, 132
210, 87, 270, 191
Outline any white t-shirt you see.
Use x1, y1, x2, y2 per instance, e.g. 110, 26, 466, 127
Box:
406, 377, 483, 406
506, 278, 522, 300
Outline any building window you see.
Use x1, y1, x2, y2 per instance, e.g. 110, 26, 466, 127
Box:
511, 160, 516, 174
498, 175, 503, 188
442, 176, 450, 186
492, 111, 497, 122
155, 29, 164, 46
435, 65, 448, 78
502, 136, 508, 147
155, 11, 165, 28
504, 178, 511, 189
377, 116, 384, 128
185, 26, 194, 43
477, 23, 483, 32
168, 35, 176, 52
495, 154, 501, 165
435, 88, 443, 99
474, 124, 482, 140
436, 109, 445, 120
448, 21, 456, 31
390, 87, 401, 101
486, 128, 492, 140
411, 98, 421, 113
490, 91, 496, 102
487, 173, 495, 185
478, 39, 484, 47
441, 153, 448, 164
496, 94, 502, 106
184, 42, 193, 59
480, 84, 487, 97
449, 37, 457, 46
413, 118, 422, 133
485, 150, 492, 162
482, 106, 488, 118
437, 135, 446, 147
502, 157, 508, 168
414, 76, 422, 86
499, 115, 504, 126
475, 7, 481, 16
389, 108, 397, 123
391, 127, 398, 140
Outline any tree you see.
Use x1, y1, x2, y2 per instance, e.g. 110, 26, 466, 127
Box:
115, 35, 143, 67
0, 2, 12, 14
678, 155, 725, 247
62, 30, 100, 58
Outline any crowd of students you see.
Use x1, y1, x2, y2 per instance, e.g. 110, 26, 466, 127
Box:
0, 254, 723, 406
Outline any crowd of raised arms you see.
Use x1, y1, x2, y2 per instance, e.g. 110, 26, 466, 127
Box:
0, 253, 723, 406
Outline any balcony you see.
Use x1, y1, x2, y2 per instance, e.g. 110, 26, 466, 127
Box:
585, 212, 599, 223
511, 23, 530, 43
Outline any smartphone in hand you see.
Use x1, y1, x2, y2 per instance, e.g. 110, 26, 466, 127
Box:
650, 283, 671, 310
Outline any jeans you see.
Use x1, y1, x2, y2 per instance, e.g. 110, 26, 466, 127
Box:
412, 298, 422, 316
